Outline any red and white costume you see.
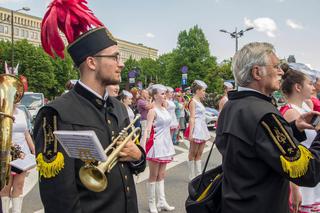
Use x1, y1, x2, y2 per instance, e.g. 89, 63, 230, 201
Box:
185, 99, 211, 143
146, 107, 176, 163
166, 100, 179, 130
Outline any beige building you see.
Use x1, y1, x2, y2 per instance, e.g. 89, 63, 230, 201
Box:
0, 6, 158, 61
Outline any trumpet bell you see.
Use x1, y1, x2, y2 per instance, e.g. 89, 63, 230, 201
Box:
79, 166, 107, 192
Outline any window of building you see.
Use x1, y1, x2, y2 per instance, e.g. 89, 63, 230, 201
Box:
0, 25, 4, 33
24, 30, 29, 38
4, 26, 8, 34
20, 29, 24, 37
14, 28, 19, 36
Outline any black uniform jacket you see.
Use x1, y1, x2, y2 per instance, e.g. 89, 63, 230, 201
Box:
216, 90, 320, 213
34, 82, 146, 213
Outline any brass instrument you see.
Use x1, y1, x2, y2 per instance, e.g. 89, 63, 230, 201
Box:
79, 115, 141, 192
0, 74, 24, 190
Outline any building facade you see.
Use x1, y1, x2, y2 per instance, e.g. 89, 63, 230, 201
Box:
0, 7, 158, 61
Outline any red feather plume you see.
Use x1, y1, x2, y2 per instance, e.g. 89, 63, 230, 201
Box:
41, 0, 104, 58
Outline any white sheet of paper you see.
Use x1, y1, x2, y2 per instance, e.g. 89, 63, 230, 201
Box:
53, 130, 107, 162
10, 154, 36, 171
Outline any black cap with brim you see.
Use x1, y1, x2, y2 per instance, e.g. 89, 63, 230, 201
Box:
67, 27, 117, 67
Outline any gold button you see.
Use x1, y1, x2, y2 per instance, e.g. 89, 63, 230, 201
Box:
121, 164, 124, 168
124, 175, 128, 180
112, 131, 115, 135
107, 120, 111, 124
126, 186, 130, 192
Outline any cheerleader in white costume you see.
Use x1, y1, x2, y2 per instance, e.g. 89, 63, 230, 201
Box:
0, 104, 35, 213
185, 80, 210, 180
142, 84, 175, 213
119, 90, 135, 122
165, 87, 179, 143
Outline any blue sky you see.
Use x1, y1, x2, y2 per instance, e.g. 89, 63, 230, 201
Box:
1, 0, 320, 69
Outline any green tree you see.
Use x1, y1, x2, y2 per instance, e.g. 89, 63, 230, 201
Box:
136, 58, 160, 87
121, 56, 139, 89
167, 25, 221, 92
50, 52, 79, 96
14, 40, 56, 98
0, 39, 78, 99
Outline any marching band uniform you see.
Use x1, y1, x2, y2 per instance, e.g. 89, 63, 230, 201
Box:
34, 1, 146, 212
166, 100, 179, 130
34, 82, 146, 213
216, 89, 320, 213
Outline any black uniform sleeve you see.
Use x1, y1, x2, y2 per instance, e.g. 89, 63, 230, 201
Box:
256, 113, 320, 187
128, 145, 146, 175
289, 121, 307, 142
33, 107, 82, 213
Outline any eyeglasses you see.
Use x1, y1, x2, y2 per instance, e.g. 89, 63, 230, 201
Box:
94, 53, 121, 63
263, 64, 282, 70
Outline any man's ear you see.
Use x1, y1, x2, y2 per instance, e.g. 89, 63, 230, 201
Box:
252, 65, 263, 81
86, 56, 97, 71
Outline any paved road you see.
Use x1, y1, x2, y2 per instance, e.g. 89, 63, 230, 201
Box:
20, 131, 221, 213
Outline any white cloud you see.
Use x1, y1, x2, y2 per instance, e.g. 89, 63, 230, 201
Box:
286, 19, 304, 30
146, 33, 155, 38
244, 17, 277, 38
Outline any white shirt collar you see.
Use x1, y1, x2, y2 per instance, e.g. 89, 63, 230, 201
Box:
78, 80, 109, 101
237, 86, 262, 94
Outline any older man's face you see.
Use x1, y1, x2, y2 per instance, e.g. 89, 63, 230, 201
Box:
260, 53, 284, 94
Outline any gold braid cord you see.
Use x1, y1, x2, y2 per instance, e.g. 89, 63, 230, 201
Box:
36, 116, 64, 178
261, 114, 313, 178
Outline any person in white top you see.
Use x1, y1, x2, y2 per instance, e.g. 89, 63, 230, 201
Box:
280, 63, 320, 213
119, 90, 135, 122
218, 82, 234, 112
165, 87, 179, 144
141, 84, 175, 213
0, 104, 35, 213
184, 80, 211, 180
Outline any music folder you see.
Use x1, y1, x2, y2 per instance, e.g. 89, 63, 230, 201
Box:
10, 154, 36, 171
53, 130, 107, 162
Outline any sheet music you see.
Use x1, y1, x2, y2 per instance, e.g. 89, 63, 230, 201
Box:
10, 154, 36, 171
53, 130, 107, 162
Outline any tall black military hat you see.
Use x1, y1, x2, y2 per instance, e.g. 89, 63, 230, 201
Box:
41, 0, 117, 67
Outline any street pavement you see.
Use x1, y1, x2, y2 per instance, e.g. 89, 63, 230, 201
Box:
20, 131, 221, 213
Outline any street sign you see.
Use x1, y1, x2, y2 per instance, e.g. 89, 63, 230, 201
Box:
181, 78, 187, 85
181, 66, 188, 74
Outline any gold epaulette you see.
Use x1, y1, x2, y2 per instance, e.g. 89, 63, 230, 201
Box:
261, 113, 313, 178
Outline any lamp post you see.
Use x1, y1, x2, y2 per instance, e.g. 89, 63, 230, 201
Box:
10, 7, 30, 69
219, 27, 254, 53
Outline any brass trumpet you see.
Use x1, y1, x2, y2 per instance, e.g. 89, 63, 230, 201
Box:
79, 115, 141, 192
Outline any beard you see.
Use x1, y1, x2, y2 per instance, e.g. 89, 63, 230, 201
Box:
95, 69, 120, 86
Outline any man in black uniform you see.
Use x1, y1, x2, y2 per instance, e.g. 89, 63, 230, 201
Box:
34, 2, 146, 213
216, 42, 320, 213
